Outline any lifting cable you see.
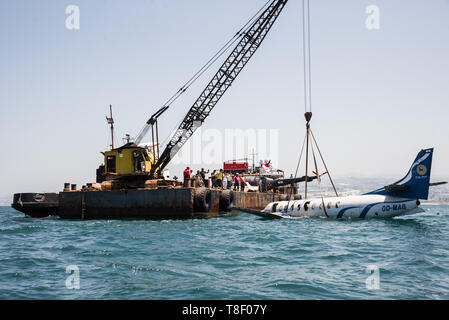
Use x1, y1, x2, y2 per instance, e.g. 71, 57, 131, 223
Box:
285, 131, 308, 212
284, 0, 312, 212
310, 138, 329, 218
310, 129, 339, 197
294, 132, 308, 180
302, 0, 339, 202
284, 0, 338, 210
302, 0, 313, 200
137, 0, 273, 144
163, 0, 272, 107
302, 0, 312, 114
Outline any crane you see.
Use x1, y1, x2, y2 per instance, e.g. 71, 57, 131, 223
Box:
143, 0, 288, 177
98, 0, 288, 184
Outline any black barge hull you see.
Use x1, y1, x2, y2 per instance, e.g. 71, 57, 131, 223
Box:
12, 189, 279, 220
12, 193, 59, 218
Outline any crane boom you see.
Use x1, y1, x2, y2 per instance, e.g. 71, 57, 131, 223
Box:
150, 0, 288, 176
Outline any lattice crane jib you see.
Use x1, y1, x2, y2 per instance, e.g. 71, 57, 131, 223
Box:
150, 0, 288, 176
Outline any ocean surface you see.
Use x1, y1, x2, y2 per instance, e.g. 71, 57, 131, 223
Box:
0, 179, 448, 300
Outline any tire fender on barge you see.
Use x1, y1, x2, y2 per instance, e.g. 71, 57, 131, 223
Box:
194, 188, 212, 212
219, 190, 234, 211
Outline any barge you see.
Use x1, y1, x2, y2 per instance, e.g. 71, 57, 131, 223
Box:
12, 188, 281, 220
10, 1, 292, 221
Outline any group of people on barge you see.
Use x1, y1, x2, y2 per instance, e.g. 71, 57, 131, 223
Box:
183, 167, 247, 191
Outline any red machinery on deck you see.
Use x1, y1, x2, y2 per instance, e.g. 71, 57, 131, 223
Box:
223, 161, 249, 174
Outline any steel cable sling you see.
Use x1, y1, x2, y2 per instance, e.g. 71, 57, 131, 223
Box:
284, 0, 338, 214
154, 0, 288, 174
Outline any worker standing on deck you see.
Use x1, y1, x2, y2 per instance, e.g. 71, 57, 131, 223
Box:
217, 169, 224, 189
222, 172, 228, 190
240, 175, 246, 192
183, 167, 191, 187
227, 174, 233, 190
234, 173, 240, 191
200, 168, 210, 186
211, 170, 217, 188
194, 170, 204, 187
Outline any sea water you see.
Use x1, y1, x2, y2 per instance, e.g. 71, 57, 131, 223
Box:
0, 180, 448, 300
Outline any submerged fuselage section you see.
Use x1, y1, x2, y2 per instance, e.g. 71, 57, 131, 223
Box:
262, 195, 423, 219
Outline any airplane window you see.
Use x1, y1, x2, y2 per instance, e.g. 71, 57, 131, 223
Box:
304, 202, 309, 211
290, 204, 294, 211
297, 204, 301, 211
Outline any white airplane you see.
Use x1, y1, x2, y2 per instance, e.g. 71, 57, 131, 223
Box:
259, 148, 436, 219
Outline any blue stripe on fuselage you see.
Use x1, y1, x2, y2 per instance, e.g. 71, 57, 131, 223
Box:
337, 207, 358, 219
359, 200, 408, 218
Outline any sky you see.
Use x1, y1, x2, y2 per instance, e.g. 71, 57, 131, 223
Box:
0, 0, 448, 196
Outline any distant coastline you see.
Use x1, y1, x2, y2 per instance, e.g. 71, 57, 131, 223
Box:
423, 201, 449, 206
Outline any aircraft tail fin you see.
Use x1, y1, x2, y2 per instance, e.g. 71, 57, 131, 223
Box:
366, 148, 434, 200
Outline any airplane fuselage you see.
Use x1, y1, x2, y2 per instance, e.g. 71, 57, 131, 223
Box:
262, 195, 423, 219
